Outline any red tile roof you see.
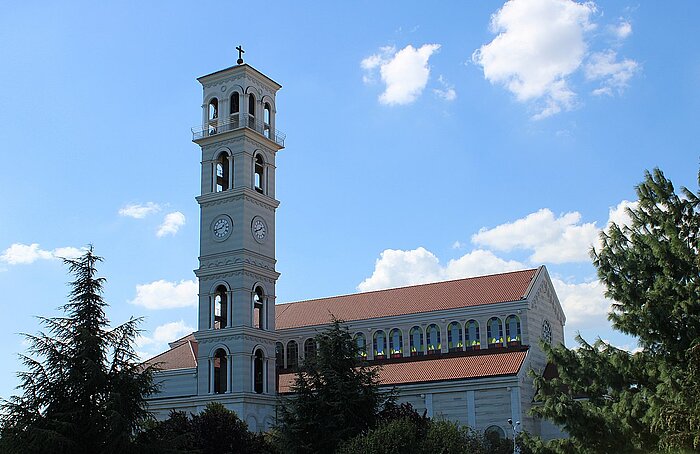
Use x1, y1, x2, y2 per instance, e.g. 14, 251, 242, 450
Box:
277, 349, 527, 393
144, 339, 198, 370
276, 269, 538, 330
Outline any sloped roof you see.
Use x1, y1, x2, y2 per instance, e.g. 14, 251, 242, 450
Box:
275, 269, 538, 330
277, 349, 527, 393
144, 338, 198, 371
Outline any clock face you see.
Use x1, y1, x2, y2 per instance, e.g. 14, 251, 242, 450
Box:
251, 216, 267, 243
211, 216, 232, 241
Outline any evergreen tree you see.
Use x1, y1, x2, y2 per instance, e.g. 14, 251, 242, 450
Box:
275, 319, 390, 454
527, 168, 700, 453
0, 247, 159, 453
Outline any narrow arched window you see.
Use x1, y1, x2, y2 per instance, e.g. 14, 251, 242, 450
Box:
213, 285, 227, 329
426, 324, 441, 355
230, 92, 240, 128
248, 94, 256, 127
286, 340, 298, 369
373, 330, 386, 359
409, 326, 423, 356
213, 348, 227, 394
506, 315, 521, 346
263, 102, 271, 138
354, 333, 367, 359
465, 320, 480, 350
275, 342, 284, 370
253, 286, 264, 329
254, 349, 264, 394
214, 153, 231, 192
304, 338, 317, 362
389, 328, 403, 358
487, 317, 504, 348
208, 98, 218, 135
254, 154, 264, 194
485, 425, 506, 441
447, 322, 463, 352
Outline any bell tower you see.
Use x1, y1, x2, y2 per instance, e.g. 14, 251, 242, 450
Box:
191, 51, 284, 431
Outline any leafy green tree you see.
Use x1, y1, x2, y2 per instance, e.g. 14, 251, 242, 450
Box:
0, 247, 158, 453
275, 319, 390, 453
135, 402, 274, 453
527, 168, 700, 453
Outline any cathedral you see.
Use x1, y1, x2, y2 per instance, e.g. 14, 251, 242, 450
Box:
145, 56, 566, 441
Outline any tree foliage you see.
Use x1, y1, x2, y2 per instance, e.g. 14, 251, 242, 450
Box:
135, 402, 274, 453
527, 168, 700, 453
0, 247, 159, 453
274, 319, 390, 453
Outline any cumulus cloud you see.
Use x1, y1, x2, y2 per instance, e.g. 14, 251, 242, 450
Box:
433, 75, 457, 101
472, 209, 599, 263
119, 202, 161, 219
357, 247, 523, 292
129, 279, 197, 310
585, 50, 639, 96
1, 243, 83, 265
614, 20, 632, 39
362, 44, 441, 105
136, 320, 194, 360
551, 277, 611, 329
473, 0, 638, 118
157, 212, 186, 237
607, 200, 638, 229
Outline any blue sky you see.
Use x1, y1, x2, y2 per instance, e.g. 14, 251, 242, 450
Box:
1, 0, 698, 399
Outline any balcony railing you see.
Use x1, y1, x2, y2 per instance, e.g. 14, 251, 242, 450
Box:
192, 115, 286, 146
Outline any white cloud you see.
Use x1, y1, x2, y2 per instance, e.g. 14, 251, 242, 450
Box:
585, 50, 639, 96
473, 0, 595, 118
551, 277, 611, 330
471, 209, 599, 263
157, 211, 186, 237
452, 241, 464, 249
129, 279, 197, 310
136, 320, 194, 360
357, 247, 523, 292
607, 200, 638, 229
473, 0, 638, 118
362, 44, 441, 105
433, 75, 457, 101
0, 243, 83, 265
119, 202, 161, 219
614, 20, 632, 39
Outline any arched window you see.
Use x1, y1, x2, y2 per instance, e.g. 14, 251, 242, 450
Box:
485, 425, 506, 441
254, 349, 264, 394
275, 342, 284, 370
214, 153, 231, 192
373, 330, 386, 359
354, 333, 367, 359
213, 285, 227, 329
253, 286, 264, 329
254, 154, 264, 194
304, 338, 316, 361
487, 317, 504, 348
230, 92, 240, 128
426, 324, 441, 355
506, 315, 521, 346
389, 328, 403, 358
286, 340, 298, 369
409, 326, 423, 356
263, 102, 271, 138
213, 348, 227, 394
208, 98, 218, 135
447, 321, 463, 352
465, 320, 480, 350
248, 93, 256, 127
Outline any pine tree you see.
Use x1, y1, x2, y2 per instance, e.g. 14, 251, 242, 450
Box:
275, 319, 390, 454
0, 247, 159, 453
527, 168, 700, 453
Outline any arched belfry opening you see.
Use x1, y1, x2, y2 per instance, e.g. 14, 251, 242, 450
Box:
248, 93, 256, 127
208, 98, 218, 135
214, 153, 232, 192
254, 154, 265, 194
254, 349, 264, 394
212, 285, 228, 329
253, 286, 265, 329
230, 92, 240, 127
213, 348, 228, 394
263, 102, 271, 138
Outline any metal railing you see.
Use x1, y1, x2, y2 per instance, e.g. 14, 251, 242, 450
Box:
192, 115, 286, 146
